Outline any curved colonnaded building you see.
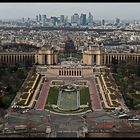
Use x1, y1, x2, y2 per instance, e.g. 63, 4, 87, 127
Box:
0, 44, 140, 77
0, 47, 58, 65
83, 45, 140, 66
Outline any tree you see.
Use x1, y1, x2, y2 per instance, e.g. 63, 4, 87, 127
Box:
6, 85, 12, 92
25, 59, 32, 67
64, 39, 76, 57
0, 96, 11, 108
129, 98, 134, 109
17, 69, 26, 79
112, 57, 118, 65
138, 64, 140, 77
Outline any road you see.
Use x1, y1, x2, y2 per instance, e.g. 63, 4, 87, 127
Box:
3, 107, 140, 137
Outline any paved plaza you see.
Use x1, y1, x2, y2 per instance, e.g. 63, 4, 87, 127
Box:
35, 80, 51, 110
2, 67, 138, 137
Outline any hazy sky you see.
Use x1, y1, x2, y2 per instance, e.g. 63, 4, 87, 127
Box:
0, 3, 140, 20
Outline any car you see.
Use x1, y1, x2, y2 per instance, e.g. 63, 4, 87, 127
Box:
118, 113, 129, 119
46, 126, 51, 133
21, 110, 28, 114
128, 118, 139, 121
32, 128, 37, 131
26, 109, 29, 111
3, 128, 9, 132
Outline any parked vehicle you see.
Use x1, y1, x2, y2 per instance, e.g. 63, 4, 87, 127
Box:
14, 125, 27, 131
118, 113, 129, 119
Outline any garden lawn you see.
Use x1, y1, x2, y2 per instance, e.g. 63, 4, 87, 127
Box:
46, 87, 59, 105
80, 87, 90, 105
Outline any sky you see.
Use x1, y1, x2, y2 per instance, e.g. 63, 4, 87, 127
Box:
0, 3, 140, 20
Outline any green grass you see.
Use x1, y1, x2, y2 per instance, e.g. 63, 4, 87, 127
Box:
110, 94, 117, 100
31, 74, 37, 81
24, 87, 31, 92
46, 87, 59, 105
112, 100, 120, 107
16, 99, 26, 106
45, 87, 91, 113
108, 87, 115, 93
27, 81, 34, 87
22, 73, 39, 93
106, 95, 112, 107
104, 77, 109, 82
106, 82, 112, 87
20, 93, 29, 99
58, 91, 78, 110
20, 74, 41, 106
25, 89, 35, 106
80, 87, 90, 105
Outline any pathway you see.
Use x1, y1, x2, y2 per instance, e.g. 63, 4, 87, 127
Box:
35, 80, 51, 110
88, 79, 102, 111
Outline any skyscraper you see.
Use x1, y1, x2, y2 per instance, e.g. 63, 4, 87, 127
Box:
115, 18, 120, 26
42, 15, 47, 26
80, 13, 86, 25
102, 19, 105, 26
60, 15, 65, 23
42, 15, 47, 20
39, 14, 42, 22
65, 16, 68, 23
71, 13, 79, 24
51, 17, 58, 26
36, 15, 39, 22
22, 17, 25, 22
88, 12, 93, 25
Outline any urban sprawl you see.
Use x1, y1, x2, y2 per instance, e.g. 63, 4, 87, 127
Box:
0, 12, 140, 138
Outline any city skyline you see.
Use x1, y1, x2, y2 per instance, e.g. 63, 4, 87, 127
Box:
0, 3, 140, 20
0, 3, 140, 137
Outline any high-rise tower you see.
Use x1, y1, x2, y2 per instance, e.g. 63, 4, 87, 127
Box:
80, 13, 86, 25
88, 12, 93, 25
